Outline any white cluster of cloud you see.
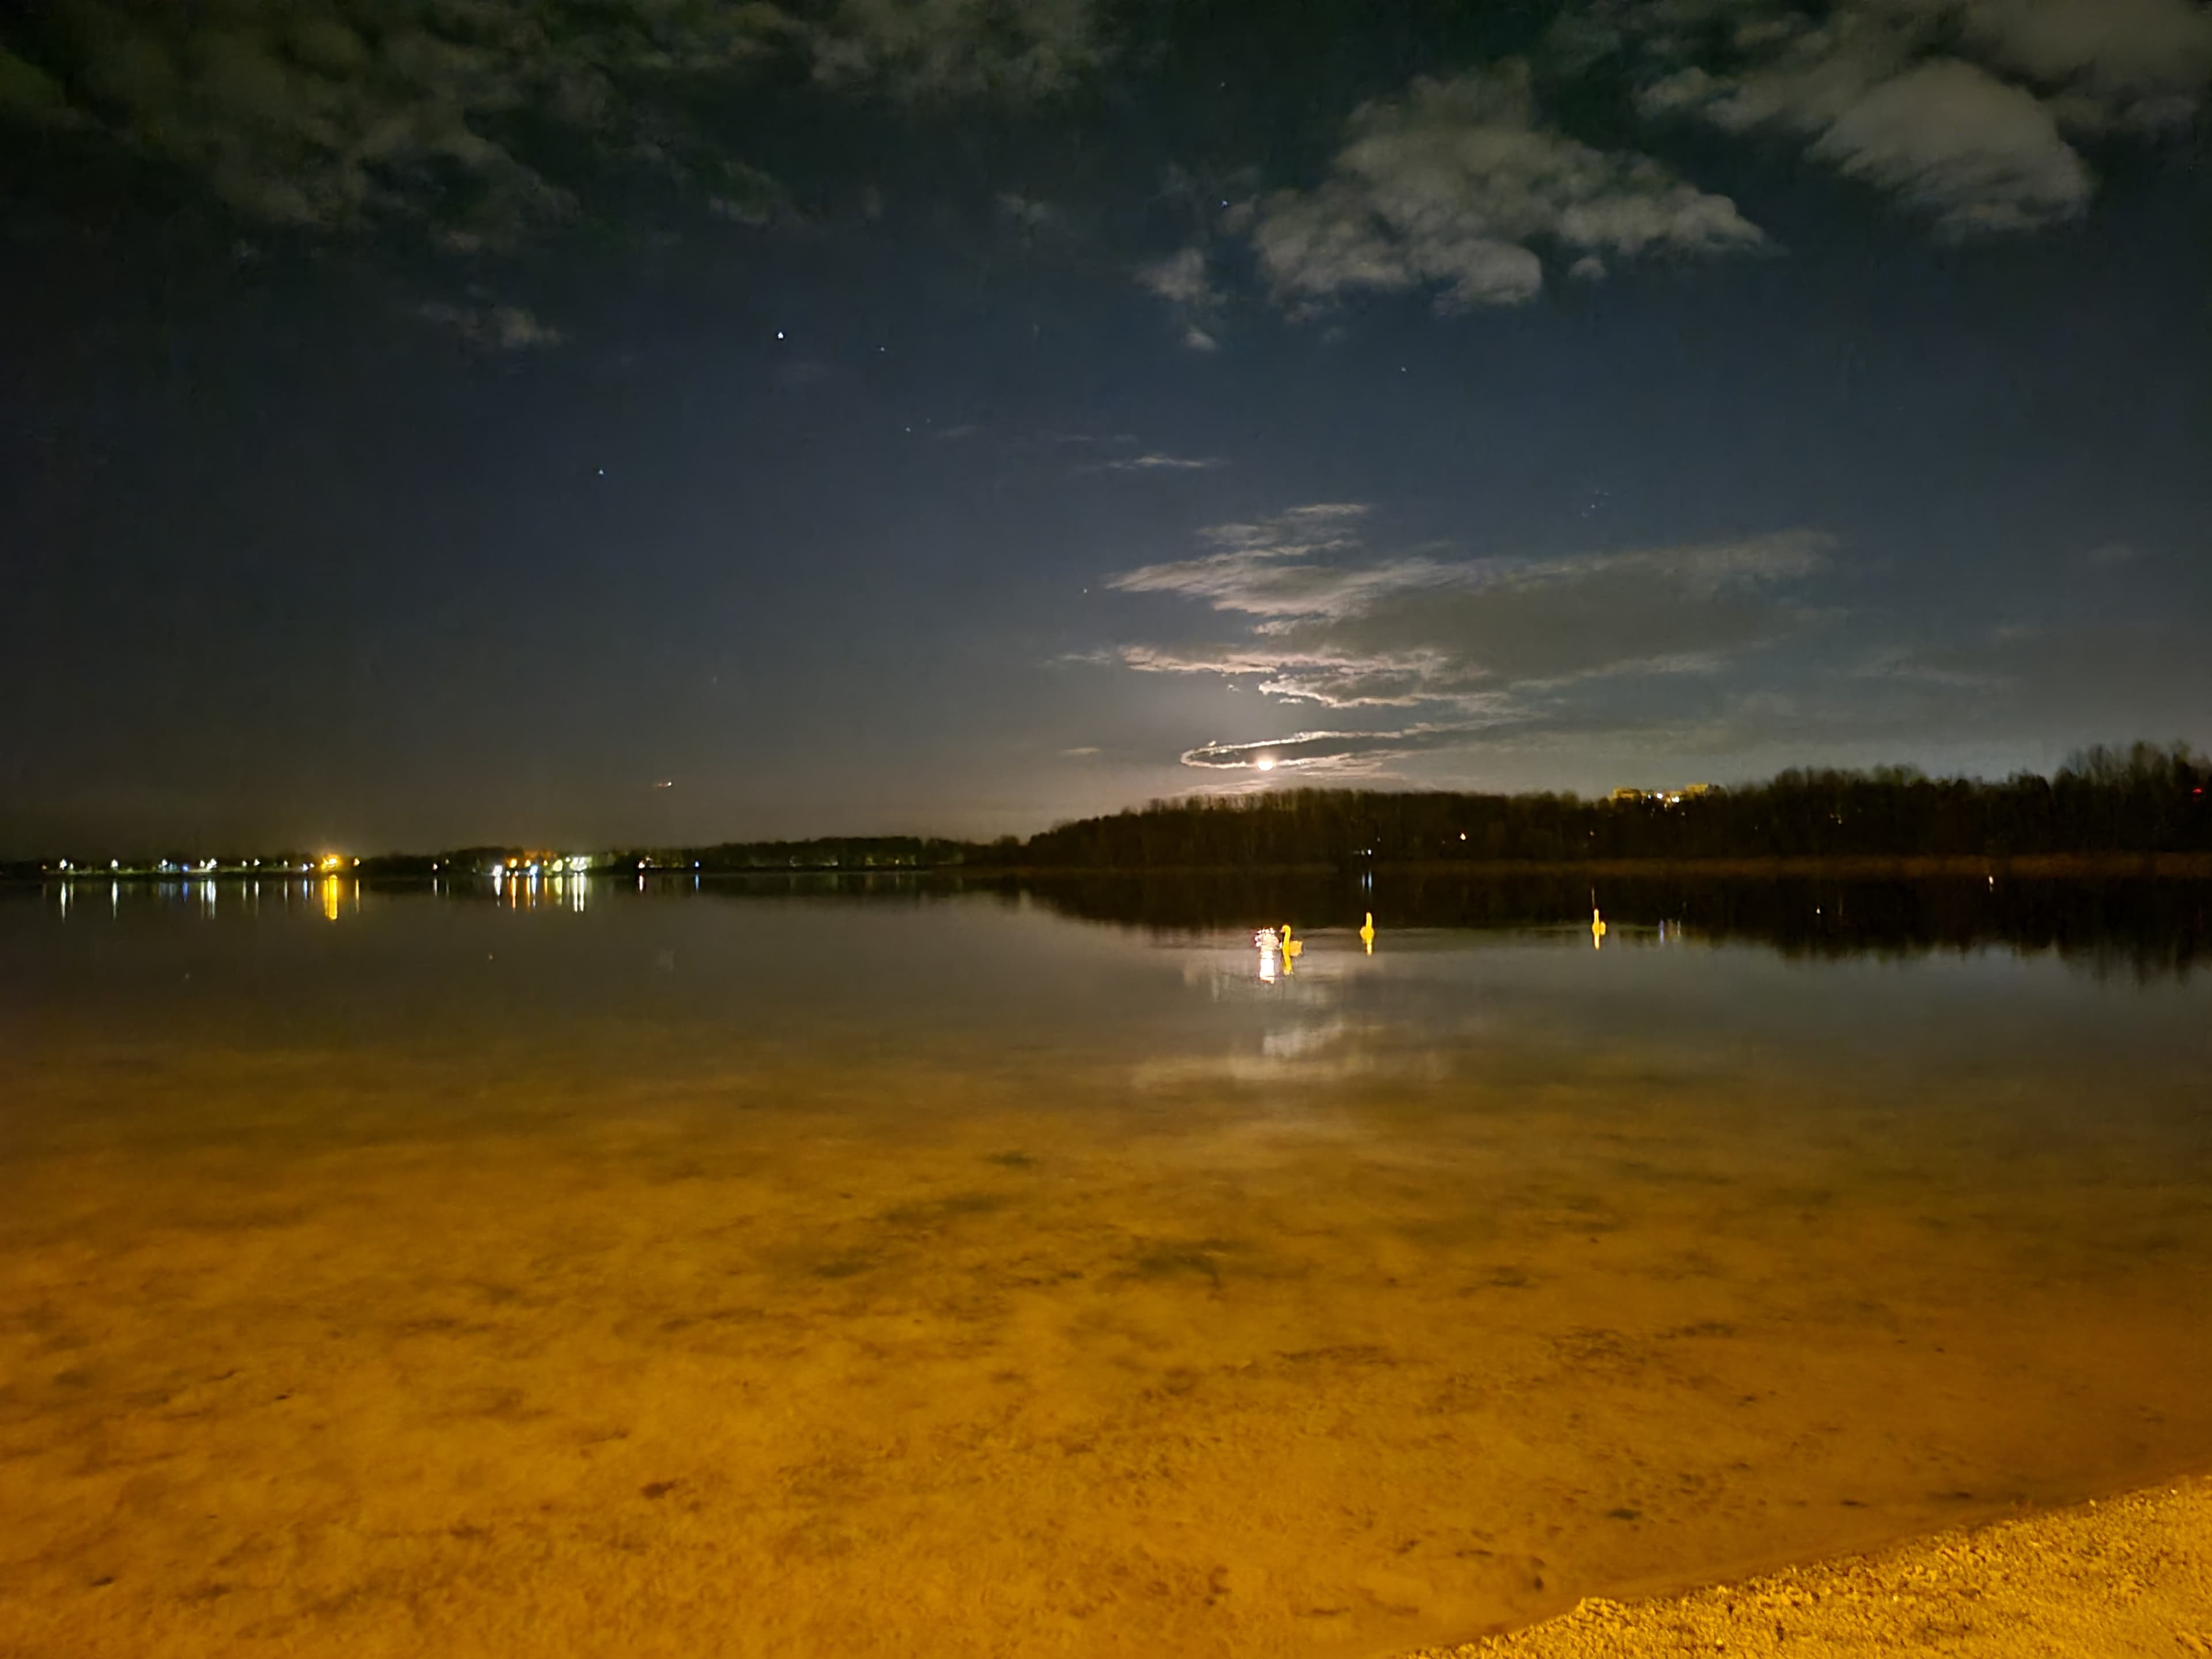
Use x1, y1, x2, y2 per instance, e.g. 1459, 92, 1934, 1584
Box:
1242, 63, 1767, 315
1131, 1, 2208, 332
1104, 505, 1836, 771
1612, 0, 2212, 235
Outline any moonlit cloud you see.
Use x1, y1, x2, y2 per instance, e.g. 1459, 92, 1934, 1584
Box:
1102, 453, 1226, 472
1180, 723, 1518, 773
1105, 505, 1839, 771
1598, 0, 2212, 234
1241, 63, 1766, 316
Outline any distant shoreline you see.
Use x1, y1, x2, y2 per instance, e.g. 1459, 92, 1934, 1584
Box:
979, 852, 2212, 881
9, 851, 2212, 884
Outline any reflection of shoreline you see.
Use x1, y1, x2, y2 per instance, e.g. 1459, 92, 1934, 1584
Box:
20, 863, 2210, 975
1405, 1472, 2212, 1659
979, 851, 2212, 879
16, 852, 2212, 888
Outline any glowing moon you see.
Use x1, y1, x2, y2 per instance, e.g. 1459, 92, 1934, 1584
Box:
1255, 755, 1276, 771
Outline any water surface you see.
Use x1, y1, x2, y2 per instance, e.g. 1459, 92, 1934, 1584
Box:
3, 876, 2209, 1657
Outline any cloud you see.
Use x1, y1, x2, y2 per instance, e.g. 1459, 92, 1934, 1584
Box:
1138, 245, 1215, 305
1849, 620, 2212, 747
1961, 0, 2212, 126
808, 0, 1105, 99
1242, 63, 1766, 316
418, 300, 566, 350
1101, 453, 1226, 472
996, 191, 1061, 234
1180, 723, 1517, 773
1103, 506, 1837, 771
1810, 59, 2090, 234
0, 2, 649, 240
0, 0, 1100, 243
1601, 0, 2211, 234
1138, 245, 1231, 347
0, 46, 83, 127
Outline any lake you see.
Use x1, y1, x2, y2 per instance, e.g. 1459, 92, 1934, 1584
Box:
3, 873, 2209, 1657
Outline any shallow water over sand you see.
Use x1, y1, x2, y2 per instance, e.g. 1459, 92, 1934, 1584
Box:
3, 878, 2210, 1657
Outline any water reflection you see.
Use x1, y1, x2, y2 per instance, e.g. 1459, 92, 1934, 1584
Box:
3, 877, 2211, 1659
1002, 871, 2212, 978
1254, 927, 1278, 983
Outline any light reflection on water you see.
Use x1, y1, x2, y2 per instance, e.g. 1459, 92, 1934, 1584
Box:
2, 878, 2210, 1658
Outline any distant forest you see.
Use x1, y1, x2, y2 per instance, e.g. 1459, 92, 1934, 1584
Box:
635, 742, 2212, 873
10, 743, 2207, 880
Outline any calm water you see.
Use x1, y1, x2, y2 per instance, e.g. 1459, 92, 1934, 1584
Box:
3, 876, 2210, 1658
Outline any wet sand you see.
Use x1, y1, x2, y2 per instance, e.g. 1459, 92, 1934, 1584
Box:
1410, 1474, 2212, 1657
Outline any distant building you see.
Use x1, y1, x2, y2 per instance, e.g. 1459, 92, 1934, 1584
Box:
1612, 782, 1721, 807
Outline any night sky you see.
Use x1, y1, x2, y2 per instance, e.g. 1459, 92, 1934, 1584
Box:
3, 0, 2208, 854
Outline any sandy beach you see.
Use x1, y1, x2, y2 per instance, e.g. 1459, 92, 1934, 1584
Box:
1410, 1474, 2212, 1658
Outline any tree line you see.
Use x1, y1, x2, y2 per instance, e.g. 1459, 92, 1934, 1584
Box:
12, 743, 2205, 880
1014, 742, 2212, 868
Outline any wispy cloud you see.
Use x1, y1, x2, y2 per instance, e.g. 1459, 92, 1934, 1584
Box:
418, 301, 566, 351
1101, 453, 1226, 472
1179, 721, 1521, 774
1101, 504, 1839, 771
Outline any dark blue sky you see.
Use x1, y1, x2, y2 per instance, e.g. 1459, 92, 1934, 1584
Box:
3, 0, 2208, 851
